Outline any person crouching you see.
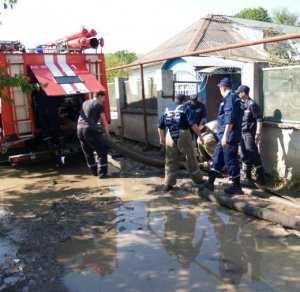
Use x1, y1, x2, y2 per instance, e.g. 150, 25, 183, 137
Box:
158, 94, 204, 192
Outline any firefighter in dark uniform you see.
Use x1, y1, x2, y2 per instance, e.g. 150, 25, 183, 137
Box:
158, 94, 204, 192
203, 78, 243, 195
236, 85, 264, 185
185, 94, 207, 128
77, 91, 110, 178
185, 94, 207, 161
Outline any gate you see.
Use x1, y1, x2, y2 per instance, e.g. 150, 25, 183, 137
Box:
173, 80, 202, 97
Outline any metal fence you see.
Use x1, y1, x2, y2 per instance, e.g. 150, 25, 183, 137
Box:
124, 79, 158, 111
108, 82, 117, 112
262, 65, 300, 123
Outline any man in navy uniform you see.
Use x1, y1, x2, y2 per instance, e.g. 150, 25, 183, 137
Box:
203, 78, 243, 195
77, 91, 110, 178
185, 94, 207, 128
185, 94, 207, 162
158, 94, 204, 192
236, 85, 264, 185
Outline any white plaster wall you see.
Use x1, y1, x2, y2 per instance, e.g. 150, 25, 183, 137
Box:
129, 64, 162, 97
261, 124, 300, 179
122, 113, 159, 146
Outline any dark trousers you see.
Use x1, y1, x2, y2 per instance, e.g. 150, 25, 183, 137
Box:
210, 142, 240, 180
240, 132, 263, 170
77, 127, 108, 175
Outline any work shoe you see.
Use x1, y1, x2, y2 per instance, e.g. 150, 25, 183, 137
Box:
242, 166, 254, 188
224, 180, 243, 195
202, 181, 214, 192
90, 166, 98, 176
243, 177, 255, 188
99, 173, 108, 179
163, 185, 173, 192
201, 172, 216, 192
255, 168, 265, 185
192, 177, 205, 186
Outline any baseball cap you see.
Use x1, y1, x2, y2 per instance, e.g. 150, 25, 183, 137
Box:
236, 85, 250, 95
217, 77, 232, 88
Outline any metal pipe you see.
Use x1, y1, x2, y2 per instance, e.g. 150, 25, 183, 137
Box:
107, 32, 300, 71
140, 64, 149, 145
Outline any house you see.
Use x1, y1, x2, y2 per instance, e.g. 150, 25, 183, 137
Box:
109, 14, 300, 179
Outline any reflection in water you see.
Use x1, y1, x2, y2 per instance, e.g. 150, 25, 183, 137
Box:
147, 196, 204, 270
208, 210, 257, 285
52, 179, 300, 292
57, 203, 118, 282
3, 165, 300, 291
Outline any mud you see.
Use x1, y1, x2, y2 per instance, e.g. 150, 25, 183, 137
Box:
1, 160, 300, 291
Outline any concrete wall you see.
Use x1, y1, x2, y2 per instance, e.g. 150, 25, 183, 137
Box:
108, 76, 160, 146
122, 111, 159, 145
109, 77, 127, 136
127, 64, 163, 97
261, 123, 300, 179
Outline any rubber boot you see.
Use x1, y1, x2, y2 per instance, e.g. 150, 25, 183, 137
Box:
256, 167, 265, 185
203, 171, 216, 192
99, 165, 108, 178
224, 178, 243, 195
90, 165, 98, 176
243, 166, 254, 188
163, 185, 173, 192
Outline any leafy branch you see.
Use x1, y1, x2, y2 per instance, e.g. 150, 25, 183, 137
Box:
0, 67, 36, 102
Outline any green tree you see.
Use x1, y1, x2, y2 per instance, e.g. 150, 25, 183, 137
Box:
106, 50, 137, 82
234, 7, 272, 22
272, 8, 300, 26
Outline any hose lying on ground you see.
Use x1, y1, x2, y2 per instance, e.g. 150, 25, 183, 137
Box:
107, 139, 164, 168
198, 188, 300, 231
109, 138, 300, 230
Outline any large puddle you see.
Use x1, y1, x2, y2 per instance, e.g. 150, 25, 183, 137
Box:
1, 164, 300, 291
57, 177, 300, 292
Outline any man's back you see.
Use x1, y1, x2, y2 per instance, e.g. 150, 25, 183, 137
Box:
78, 99, 103, 129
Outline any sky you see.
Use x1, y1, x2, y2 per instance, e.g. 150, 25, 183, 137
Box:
0, 0, 299, 54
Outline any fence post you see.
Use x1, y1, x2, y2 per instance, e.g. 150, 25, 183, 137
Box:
140, 64, 149, 146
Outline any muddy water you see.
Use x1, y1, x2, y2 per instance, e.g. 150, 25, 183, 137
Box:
1, 163, 300, 292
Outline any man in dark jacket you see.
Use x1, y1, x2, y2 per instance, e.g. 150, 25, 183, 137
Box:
158, 94, 204, 192
203, 78, 243, 195
237, 85, 264, 185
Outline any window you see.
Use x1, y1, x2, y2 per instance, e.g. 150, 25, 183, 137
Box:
54, 76, 82, 84
262, 66, 300, 123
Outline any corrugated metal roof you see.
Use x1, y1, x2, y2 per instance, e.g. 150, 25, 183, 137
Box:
227, 16, 300, 34
136, 19, 204, 64
195, 16, 268, 61
133, 14, 300, 65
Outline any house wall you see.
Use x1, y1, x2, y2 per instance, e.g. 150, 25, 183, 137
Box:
127, 64, 162, 100
121, 111, 159, 145
109, 65, 162, 145
121, 58, 265, 147
261, 123, 300, 179
108, 77, 126, 136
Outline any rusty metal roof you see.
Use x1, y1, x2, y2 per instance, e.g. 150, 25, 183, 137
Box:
134, 15, 300, 65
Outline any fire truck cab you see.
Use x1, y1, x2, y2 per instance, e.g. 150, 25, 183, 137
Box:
0, 29, 110, 165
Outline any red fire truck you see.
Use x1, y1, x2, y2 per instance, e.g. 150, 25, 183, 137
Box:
0, 29, 110, 165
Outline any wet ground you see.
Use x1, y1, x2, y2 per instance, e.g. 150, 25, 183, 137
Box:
1, 160, 300, 292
